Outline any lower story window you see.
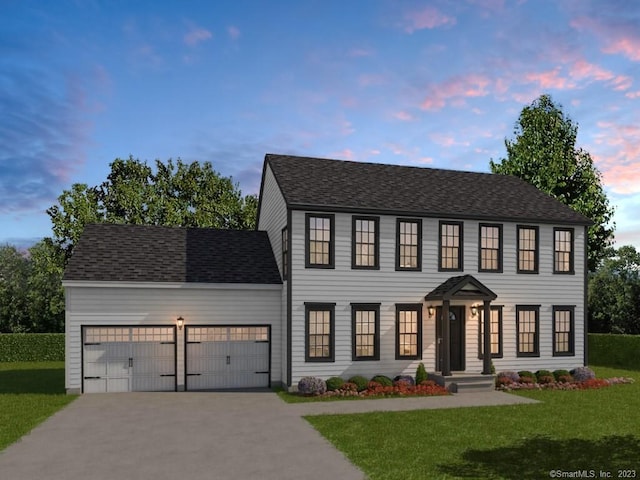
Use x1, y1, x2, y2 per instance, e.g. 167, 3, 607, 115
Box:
352, 304, 380, 361
517, 305, 540, 357
553, 306, 575, 356
396, 304, 422, 360
305, 303, 335, 362
479, 306, 503, 358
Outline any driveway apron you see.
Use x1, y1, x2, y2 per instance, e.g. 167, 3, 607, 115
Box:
0, 391, 366, 480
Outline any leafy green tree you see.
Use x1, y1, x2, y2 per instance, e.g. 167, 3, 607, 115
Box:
490, 94, 615, 271
27, 239, 66, 333
0, 245, 31, 332
47, 156, 257, 261
588, 245, 640, 334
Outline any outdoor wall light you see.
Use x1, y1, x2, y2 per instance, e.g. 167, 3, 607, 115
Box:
427, 306, 435, 317
470, 306, 478, 317
177, 316, 184, 330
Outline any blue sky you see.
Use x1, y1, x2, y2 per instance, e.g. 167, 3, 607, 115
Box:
2, 0, 639, 249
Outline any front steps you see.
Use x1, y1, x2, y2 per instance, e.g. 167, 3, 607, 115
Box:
430, 373, 495, 393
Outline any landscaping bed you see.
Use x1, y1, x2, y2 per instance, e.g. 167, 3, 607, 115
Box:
495, 367, 634, 392
288, 364, 450, 401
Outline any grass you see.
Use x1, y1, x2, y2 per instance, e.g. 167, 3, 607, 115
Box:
305, 366, 640, 480
0, 362, 77, 451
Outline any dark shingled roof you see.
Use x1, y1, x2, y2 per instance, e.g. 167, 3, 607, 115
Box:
265, 154, 592, 225
424, 275, 497, 301
63, 224, 282, 284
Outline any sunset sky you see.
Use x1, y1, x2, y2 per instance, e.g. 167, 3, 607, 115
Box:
2, 0, 639, 250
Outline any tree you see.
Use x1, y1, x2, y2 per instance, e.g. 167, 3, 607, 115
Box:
490, 94, 615, 271
588, 245, 640, 334
47, 157, 257, 261
0, 245, 31, 332
27, 239, 66, 333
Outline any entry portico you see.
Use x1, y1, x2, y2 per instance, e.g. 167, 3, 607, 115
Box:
425, 275, 498, 376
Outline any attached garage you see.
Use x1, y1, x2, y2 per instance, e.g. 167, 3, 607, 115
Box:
185, 326, 270, 390
83, 326, 176, 393
63, 225, 283, 394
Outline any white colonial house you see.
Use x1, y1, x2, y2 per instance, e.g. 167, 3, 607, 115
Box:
63, 154, 591, 393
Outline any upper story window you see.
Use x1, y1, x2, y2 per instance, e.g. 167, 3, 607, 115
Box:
517, 225, 539, 274
305, 214, 334, 268
352, 216, 379, 269
479, 224, 502, 272
439, 221, 463, 271
396, 219, 422, 271
281, 227, 288, 280
516, 305, 539, 357
554, 228, 574, 274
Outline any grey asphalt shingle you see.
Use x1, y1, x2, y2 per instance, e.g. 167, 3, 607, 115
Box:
266, 154, 592, 225
63, 224, 282, 283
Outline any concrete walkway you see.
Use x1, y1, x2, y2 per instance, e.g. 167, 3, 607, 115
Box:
0, 391, 537, 480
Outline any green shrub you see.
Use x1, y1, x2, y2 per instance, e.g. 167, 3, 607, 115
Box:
325, 376, 345, 391
348, 375, 369, 392
535, 370, 553, 382
0, 334, 65, 362
589, 333, 640, 370
518, 371, 535, 381
553, 369, 571, 381
415, 362, 428, 384
371, 375, 393, 387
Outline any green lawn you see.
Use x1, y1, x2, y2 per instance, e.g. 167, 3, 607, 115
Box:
306, 366, 640, 480
0, 362, 77, 451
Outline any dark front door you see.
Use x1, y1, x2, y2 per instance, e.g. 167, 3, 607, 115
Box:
436, 306, 465, 372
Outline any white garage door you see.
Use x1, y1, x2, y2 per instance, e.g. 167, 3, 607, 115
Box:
185, 326, 270, 390
83, 326, 176, 393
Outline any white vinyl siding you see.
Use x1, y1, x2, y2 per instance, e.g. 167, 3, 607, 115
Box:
64, 284, 281, 393
257, 164, 288, 279
288, 210, 586, 384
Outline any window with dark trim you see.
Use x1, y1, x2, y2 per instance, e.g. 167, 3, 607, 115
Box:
281, 227, 288, 280
479, 224, 502, 272
305, 303, 335, 362
439, 221, 463, 271
396, 219, 422, 271
395, 304, 422, 360
553, 306, 575, 356
352, 216, 379, 269
351, 303, 380, 361
305, 214, 334, 268
554, 228, 574, 274
517, 225, 539, 273
516, 305, 540, 357
479, 306, 503, 358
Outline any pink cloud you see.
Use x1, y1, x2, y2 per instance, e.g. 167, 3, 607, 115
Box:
401, 6, 456, 33
420, 74, 491, 111
626, 91, 640, 99
393, 111, 415, 121
184, 27, 212, 46
592, 122, 640, 194
525, 68, 574, 90
602, 163, 640, 194
570, 60, 613, 82
571, 16, 640, 62
331, 148, 355, 160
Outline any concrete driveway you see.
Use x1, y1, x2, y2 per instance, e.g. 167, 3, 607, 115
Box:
0, 391, 365, 480
0, 390, 535, 480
